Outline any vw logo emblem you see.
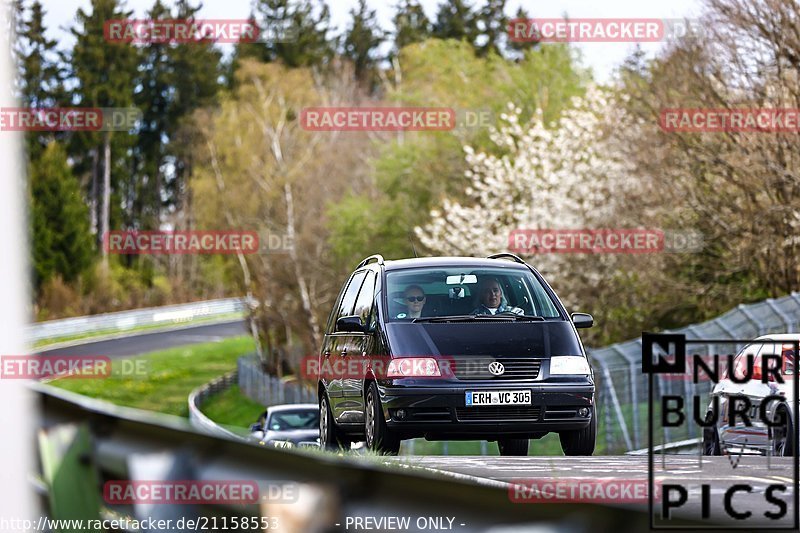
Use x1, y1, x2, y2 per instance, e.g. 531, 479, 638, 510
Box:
488, 361, 505, 376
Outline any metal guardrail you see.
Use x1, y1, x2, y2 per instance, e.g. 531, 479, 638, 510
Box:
626, 438, 702, 456
588, 291, 800, 453
28, 297, 249, 343
188, 371, 246, 441
589, 292, 800, 365
34, 383, 663, 532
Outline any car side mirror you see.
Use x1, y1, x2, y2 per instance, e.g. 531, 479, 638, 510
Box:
249, 422, 262, 432
571, 312, 594, 329
336, 315, 365, 333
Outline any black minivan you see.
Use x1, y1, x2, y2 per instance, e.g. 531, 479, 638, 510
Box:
317, 253, 596, 456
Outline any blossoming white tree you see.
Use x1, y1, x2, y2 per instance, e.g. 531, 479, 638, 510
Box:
416, 86, 634, 290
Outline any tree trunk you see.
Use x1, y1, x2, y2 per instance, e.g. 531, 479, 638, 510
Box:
284, 182, 322, 349
236, 251, 264, 362
90, 148, 98, 237
101, 131, 111, 267
206, 138, 265, 362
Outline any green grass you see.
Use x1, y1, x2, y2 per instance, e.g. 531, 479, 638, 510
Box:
202, 385, 265, 428
50, 336, 255, 416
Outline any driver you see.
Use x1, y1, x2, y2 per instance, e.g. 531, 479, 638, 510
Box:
471, 277, 523, 315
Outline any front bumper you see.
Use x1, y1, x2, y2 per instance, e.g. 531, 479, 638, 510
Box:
378, 379, 594, 440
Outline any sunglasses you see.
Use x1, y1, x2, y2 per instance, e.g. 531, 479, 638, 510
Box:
406, 296, 425, 302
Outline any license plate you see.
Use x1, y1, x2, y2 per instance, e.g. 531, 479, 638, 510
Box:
465, 390, 531, 406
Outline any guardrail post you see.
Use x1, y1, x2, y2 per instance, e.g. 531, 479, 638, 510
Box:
127, 451, 199, 528
38, 423, 103, 531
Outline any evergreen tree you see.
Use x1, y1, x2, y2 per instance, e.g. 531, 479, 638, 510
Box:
474, 0, 506, 57
14, 0, 67, 158
11, 0, 25, 93
131, 0, 172, 232
343, 0, 385, 87
163, 0, 223, 217
393, 0, 431, 52
232, 0, 334, 72
69, 0, 138, 256
432, 0, 478, 46
30, 142, 94, 292
132, 0, 222, 231
507, 6, 538, 56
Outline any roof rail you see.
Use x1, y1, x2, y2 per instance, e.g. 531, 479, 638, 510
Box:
356, 254, 385, 269
486, 253, 526, 264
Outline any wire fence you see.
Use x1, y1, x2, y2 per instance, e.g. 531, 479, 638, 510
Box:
588, 292, 800, 453
238, 354, 316, 405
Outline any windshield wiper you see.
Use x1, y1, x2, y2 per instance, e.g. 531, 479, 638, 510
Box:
413, 315, 477, 323
505, 314, 547, 321
413, 314, 547, 323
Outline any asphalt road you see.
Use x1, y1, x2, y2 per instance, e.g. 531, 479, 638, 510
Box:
37, 319, 249, 358
37, 321, 799, 528
384, 454, 798, 528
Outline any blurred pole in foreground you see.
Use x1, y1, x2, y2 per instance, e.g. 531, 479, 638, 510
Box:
0, 0, 35, 525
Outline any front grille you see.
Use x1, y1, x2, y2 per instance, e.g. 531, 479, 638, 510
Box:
455, 406, 541, 421
452, 357, 542, 380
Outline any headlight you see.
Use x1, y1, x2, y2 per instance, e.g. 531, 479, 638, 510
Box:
550, 356, 591, 375
387, 357, 442, 377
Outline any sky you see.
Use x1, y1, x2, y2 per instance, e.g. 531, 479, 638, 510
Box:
38, 0, 705, 83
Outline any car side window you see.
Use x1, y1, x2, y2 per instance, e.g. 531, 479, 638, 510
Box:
783, 344, 796, 375
731, 343, 764, 379
335, 270, 367, 328
325, 276, 349, 334
353, 271, 376, 326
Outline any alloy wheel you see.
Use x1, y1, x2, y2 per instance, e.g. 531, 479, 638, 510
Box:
365, 393, 375, 447
773, 421, 788, 456
320, 397, 329, 448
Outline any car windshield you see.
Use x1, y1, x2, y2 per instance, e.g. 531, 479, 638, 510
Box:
386, 266, 561, 321
267, 410, 319, 431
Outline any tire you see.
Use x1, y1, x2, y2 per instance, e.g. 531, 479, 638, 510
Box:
773, 408, 796, 457
365, 382, 400, 455
702, 412, 721, 456
319, 393, 345, 451
497, 438, 529, 456
559, 404, 596, 456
